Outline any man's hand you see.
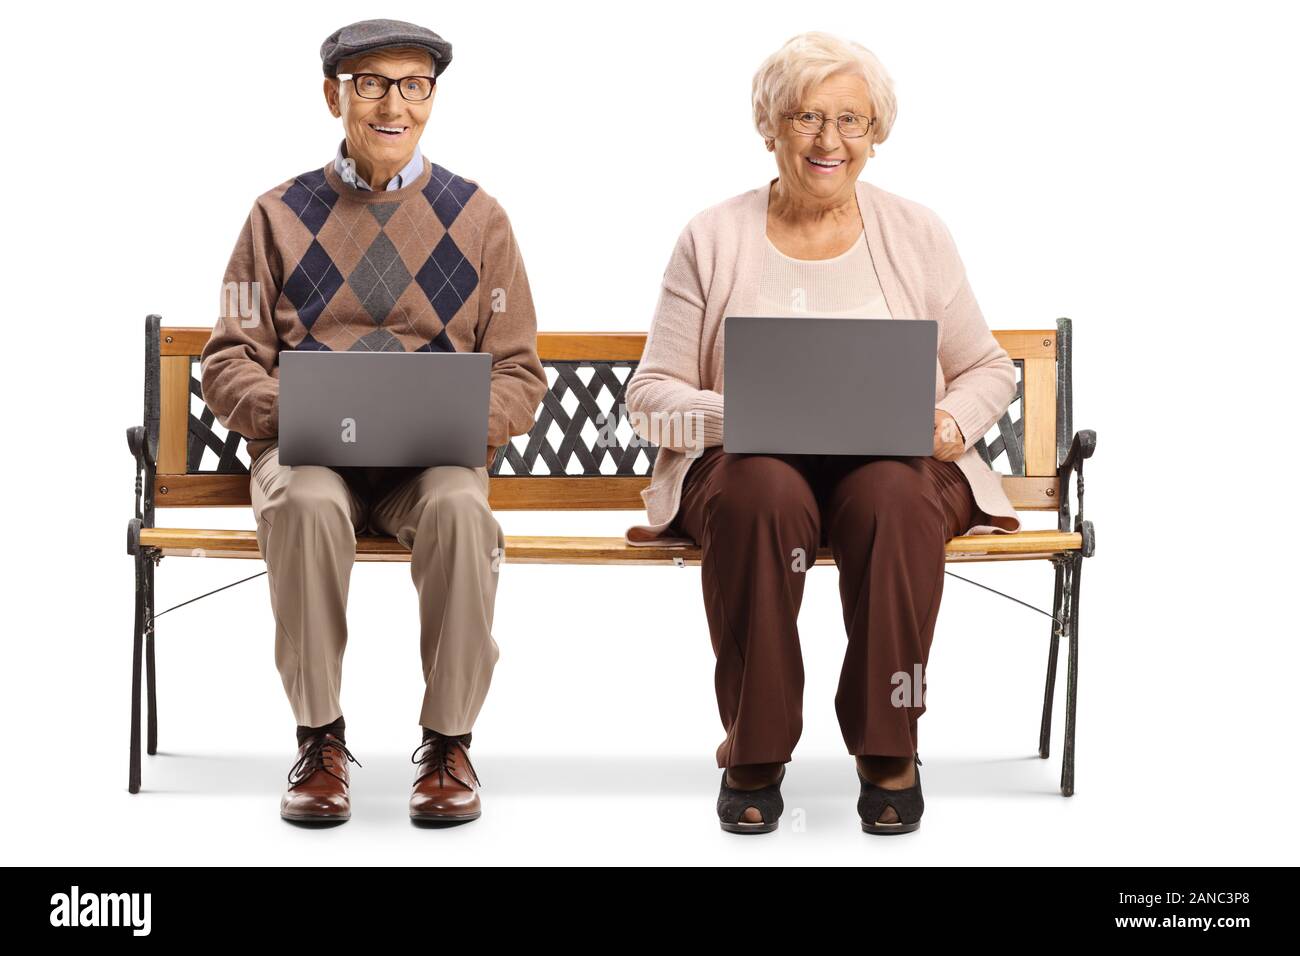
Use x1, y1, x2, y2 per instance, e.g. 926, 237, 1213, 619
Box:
932, 409, 965, 462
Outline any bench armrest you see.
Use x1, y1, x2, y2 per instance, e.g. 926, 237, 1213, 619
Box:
126, 425, 154, 469
1057, 428, 1096, 556
126, 424, 156, 531
1059, 428, 1095, 480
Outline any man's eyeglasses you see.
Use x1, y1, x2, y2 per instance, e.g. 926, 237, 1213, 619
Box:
782, 111, 876, 138
336, 72, 436, 102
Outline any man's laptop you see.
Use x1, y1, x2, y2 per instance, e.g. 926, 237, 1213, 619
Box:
723, 316, 937, 456
278, 351, 491, 467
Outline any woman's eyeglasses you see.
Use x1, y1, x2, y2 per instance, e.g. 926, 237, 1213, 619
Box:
782, 111, 876, 138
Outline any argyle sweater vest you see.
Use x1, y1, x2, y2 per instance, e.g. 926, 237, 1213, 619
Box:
200, 157, 547, 465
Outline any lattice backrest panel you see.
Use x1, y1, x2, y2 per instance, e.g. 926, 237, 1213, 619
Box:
183, 356, 660, 477
188, 365, 251, 474
974, 359, 1025, 476
493, 361, 657, 476
181, 354, 1027, 478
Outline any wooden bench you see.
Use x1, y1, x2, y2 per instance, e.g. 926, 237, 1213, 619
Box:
126, 315, 1095, 796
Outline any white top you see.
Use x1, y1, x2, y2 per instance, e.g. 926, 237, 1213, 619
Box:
755, 232, 893, 319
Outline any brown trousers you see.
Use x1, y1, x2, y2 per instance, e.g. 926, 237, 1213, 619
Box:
670, 447, 983, 768
249, 443, 504, 734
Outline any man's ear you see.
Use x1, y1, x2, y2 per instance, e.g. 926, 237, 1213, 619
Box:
324, 77, 341, 118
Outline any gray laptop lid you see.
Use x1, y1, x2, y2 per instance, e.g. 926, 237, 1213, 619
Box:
278, 351, 491, 467
723, 316, 937, 456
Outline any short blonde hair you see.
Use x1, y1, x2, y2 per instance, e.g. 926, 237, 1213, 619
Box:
752, 32, 897, 146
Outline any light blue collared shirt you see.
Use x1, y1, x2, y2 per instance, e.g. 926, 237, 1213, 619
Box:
333, 139, 424, 191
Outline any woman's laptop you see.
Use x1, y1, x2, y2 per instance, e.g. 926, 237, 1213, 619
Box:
722, 316, 937, 456
278, 351, 491, 467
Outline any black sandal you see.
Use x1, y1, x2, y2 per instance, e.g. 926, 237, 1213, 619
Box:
857, 754, 923, 835
717, 765, 785, 834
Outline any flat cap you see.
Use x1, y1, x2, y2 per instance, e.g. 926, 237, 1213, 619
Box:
320, 18, 452, 79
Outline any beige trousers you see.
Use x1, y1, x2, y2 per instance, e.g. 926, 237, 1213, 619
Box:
249, 443, 504, 734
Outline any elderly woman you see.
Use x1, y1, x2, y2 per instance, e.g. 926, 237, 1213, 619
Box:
200, 19, 546, 826
625, 32, 1021, 835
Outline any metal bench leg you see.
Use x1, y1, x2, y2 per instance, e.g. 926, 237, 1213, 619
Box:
129, 550, 146, 794
1038, 556, 1068, 759
145, 555, 158, 756
1061, 552, 1083, 796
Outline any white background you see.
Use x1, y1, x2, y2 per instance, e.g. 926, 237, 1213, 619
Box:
3, 0, 1296, 865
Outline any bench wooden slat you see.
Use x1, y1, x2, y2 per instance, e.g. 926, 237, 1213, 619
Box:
152, 473, 1064, 511
162, 328, 1058, 362
138, 528, 1082, 564
158, 356, 190, 474
1022, 356, 1057, 477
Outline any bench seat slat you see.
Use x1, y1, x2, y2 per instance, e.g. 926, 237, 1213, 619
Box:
137, 528, 1082, 565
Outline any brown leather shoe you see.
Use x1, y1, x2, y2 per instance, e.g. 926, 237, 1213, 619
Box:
280, 732, 361, 823
409, 732, 481, 822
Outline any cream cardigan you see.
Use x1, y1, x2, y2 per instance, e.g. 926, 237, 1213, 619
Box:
623, 177, 1023, 546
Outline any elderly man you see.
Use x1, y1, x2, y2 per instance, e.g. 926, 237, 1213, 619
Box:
199, 19, 546, 826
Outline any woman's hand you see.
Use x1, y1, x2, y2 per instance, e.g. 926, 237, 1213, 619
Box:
932, 409, 965, 461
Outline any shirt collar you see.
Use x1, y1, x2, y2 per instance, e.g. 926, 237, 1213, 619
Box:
333, 139, 424, 191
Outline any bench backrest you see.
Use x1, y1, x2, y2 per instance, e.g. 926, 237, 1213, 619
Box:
137, 315, 1074, 515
